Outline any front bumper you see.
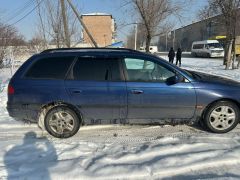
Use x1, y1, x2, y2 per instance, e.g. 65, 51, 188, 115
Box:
210, 52, 224, 58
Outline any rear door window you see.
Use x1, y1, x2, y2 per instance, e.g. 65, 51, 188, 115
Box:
25, 56, 74, 79
72, 57, 109, 81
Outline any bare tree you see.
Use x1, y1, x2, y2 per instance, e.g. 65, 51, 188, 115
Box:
129, 0, 182, 52
197, 4, 218, 20
46, 0, 63, 48
202, 0, 240, 69
35, 0, 82, 48
28, 35, 47, 53
36, 0, 48, 49
0, 23, 25, 68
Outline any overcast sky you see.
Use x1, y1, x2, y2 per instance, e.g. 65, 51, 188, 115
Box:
0, 0, 208, 42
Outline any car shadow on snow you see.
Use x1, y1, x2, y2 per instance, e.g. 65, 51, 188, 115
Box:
4, 131, 57, 180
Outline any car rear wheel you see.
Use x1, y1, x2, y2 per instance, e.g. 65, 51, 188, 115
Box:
44, 105, 81, 138
204, 101, 239, 133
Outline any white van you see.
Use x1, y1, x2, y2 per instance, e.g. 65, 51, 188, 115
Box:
191, 40, 224, 58
139, 46, 158, 53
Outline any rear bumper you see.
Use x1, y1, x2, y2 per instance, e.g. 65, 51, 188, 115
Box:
7, 103, 28, 120
7, 102, 38, 123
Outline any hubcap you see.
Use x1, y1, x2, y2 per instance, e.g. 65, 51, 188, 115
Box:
49, 111, 75, 134
209, 106, 236, 130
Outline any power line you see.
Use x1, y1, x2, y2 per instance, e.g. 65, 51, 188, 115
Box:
7, 0, 44, 27
1, 0, 35, 23
0, 0, 32, 18
7, 0, 35, 23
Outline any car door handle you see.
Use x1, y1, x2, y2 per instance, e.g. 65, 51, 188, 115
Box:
131, 89, 144, 94
70, 89, 82, 94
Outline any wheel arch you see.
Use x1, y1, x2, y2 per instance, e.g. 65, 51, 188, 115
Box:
201, 98, 240, 120
39, 101, 84, 126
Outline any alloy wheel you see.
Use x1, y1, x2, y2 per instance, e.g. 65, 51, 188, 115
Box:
48, 110, 75, 135
209, 106, 236, 131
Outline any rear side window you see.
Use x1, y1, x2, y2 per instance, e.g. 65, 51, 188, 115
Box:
193, 44, 204, 49
73, 58, 108, 81
25, 56, 74, 79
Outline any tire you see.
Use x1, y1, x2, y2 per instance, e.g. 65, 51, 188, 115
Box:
191, 52, 197, 57
203, 101, 240, 133
44, 105, 81, 138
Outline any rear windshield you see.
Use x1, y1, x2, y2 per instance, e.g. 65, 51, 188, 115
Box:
25, 56, 74, 79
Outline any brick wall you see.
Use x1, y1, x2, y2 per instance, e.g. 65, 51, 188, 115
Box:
82, 15, 114, 47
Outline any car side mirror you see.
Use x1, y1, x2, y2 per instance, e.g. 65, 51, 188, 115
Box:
166, 75, 183, 85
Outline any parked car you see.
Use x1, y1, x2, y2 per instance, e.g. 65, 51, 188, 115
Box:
139, 46, 158, 53
7, 48, 240, 138
191, 40, 224, 58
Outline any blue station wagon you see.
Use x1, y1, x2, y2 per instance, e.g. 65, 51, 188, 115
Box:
7, 48, 240, 138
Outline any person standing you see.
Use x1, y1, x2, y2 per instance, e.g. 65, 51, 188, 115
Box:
176, 48, 182, 67
168, 47, 175, 63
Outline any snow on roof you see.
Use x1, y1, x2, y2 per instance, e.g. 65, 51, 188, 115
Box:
82, 13, 112, 16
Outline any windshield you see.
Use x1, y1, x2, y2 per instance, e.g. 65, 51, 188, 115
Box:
206, 43, 223, 49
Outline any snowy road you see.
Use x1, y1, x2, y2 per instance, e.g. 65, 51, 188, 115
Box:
1, 57, 240, 179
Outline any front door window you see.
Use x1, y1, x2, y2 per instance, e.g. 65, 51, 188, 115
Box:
124, 58, 175, 82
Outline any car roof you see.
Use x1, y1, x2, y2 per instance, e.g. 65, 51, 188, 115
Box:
192, 40, 219, 44
40, 48, 143, 54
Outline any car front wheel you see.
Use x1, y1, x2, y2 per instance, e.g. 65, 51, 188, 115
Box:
204, 101, 240, 133
44, 105, 81, 138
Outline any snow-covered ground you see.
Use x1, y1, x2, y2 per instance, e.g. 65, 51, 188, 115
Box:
1, 57, 240, 179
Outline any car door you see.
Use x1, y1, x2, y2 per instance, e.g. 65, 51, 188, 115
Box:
122, 57, 196, 123
64, 56, 127, 124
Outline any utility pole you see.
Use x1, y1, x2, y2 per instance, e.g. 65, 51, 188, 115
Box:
66, 0, 98, 47
104, 34, 107, 46
134, 23, 138, 50
60, 0, 71, 48
172, 30, 175, 50
166, 32, 168, 51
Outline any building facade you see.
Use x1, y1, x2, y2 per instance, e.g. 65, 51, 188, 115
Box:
81, 13, 116, 47
159, 10, 240, 51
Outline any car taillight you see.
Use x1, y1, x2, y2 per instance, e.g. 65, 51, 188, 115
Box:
8, 85, 15, 95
